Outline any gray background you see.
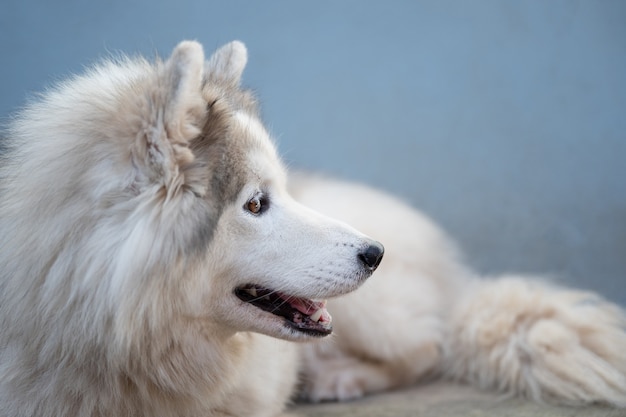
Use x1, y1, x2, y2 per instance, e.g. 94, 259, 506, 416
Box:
2, 1, 625, 305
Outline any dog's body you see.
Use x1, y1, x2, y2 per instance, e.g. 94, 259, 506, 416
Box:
293, 175, 626, 406
0, 41, 624, 416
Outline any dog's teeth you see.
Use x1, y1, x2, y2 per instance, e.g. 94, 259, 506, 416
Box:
245, 288, 257, 297
310, 309, 323, 322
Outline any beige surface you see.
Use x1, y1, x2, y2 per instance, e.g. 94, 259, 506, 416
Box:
289, 382, 625, 417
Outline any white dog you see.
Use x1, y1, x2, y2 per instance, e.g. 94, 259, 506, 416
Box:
0, 40, 624, 417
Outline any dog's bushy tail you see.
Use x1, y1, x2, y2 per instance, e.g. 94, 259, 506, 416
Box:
443, 276, 626, 407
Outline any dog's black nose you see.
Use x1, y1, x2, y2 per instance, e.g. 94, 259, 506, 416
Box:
358, 240, 384, 271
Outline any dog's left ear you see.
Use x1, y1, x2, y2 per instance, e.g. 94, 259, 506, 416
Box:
160, 41, 206, 141
132, 40, 206, 194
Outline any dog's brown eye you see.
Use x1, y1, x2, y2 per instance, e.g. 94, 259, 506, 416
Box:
245, 193, 270, 215
247, 197, 262, 214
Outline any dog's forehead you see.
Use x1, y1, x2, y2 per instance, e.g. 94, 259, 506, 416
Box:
232, 110, 285, 181
201, 104, 286, 207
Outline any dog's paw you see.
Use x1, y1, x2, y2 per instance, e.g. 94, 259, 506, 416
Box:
300, 338, 441, 403
299, 344, 407, 403
447, 277, 626, 407
304, 370, 367, 402
300, 355, 370, 402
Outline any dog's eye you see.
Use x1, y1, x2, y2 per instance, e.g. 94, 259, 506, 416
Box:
247, 197, 261, 214
245, 194, 268, 215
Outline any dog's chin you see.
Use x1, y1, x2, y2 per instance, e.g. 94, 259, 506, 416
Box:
233, 285, 333, 341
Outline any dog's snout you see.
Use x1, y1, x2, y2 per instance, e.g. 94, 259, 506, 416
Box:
358, 240, 384, 271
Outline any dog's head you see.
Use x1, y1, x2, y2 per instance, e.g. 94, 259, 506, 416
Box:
186, 41, 384, 340
4, 41, 383, 347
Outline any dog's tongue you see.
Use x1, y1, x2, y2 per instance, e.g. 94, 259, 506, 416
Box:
277, 292, 331, 323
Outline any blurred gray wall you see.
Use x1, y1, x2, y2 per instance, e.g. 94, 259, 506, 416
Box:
2, 1, 625, 305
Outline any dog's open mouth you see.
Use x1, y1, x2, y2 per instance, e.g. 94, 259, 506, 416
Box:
235, 285, 333, 337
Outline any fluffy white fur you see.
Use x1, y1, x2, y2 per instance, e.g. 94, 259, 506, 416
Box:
292, 175, 626, 407
0, 40, 624, 417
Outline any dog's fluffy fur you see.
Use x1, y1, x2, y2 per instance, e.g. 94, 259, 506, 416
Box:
0, 40, 625, 416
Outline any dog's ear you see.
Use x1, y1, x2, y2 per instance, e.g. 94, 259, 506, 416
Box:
131, 40, 207, 195
160, 41, 206, 140
205, 40, 248, 85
